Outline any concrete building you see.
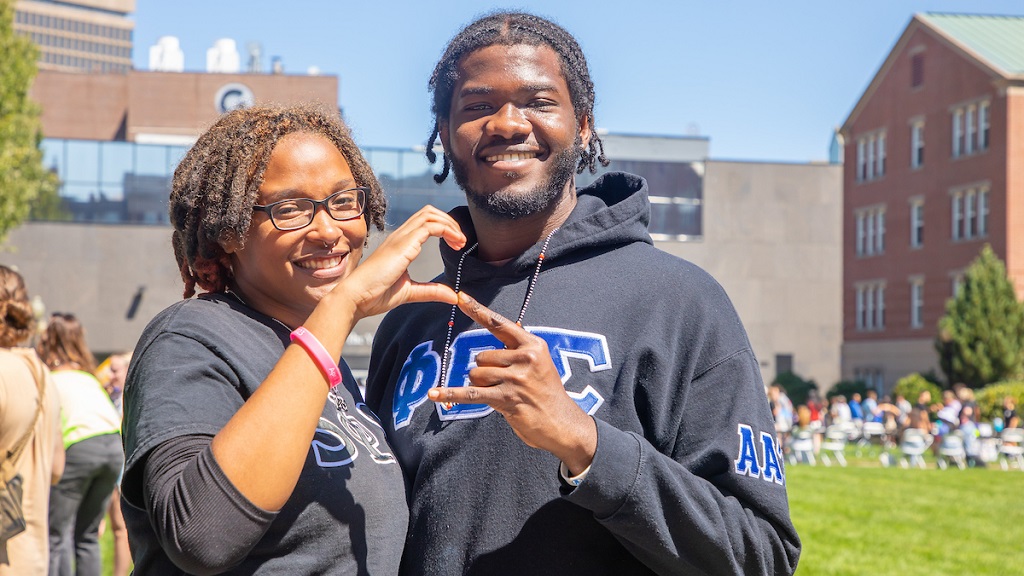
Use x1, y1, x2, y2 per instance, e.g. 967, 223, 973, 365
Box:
14, 0, 134, 73
669, 160, 842, 389
840, 13, 1024, 392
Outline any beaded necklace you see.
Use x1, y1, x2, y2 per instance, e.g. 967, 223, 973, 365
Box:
437, 227, 559, 394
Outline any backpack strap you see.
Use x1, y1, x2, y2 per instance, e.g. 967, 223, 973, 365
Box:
1, 351, 48, 481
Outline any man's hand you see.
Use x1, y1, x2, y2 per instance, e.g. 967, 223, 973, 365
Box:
427, 292, 597, 474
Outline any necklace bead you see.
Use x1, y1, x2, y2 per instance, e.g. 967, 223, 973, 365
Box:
436, 228, 559, 403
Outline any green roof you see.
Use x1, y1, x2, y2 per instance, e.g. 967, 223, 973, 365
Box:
921, 13, 1024, 76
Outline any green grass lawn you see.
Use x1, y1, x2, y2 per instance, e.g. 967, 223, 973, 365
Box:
789, 450, 1024, 575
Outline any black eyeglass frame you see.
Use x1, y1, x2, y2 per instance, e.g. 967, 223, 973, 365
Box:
252, 186, 369, 231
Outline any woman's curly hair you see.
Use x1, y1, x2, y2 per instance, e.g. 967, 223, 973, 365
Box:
170, 103, 387, 298
0, 265, 35, 348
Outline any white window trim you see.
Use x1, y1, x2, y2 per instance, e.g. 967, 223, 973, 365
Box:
909, 197, 924, 248
965, 104, 976, 155
855, 129, 886, 182
952, 109, 963, 157
950, 99, 991, 158
855, 205, 886, 257
979, 101, 990, 150
978, 188, 989, 237
951, 191, 963, 241
950, 181, 992, 242
910, 119, 925, 169
910, 276, 925, 329
854, 280, 886, 332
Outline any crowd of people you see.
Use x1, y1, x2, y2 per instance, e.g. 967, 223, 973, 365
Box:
768, 381, 1022, 469
3, 11, 802, 575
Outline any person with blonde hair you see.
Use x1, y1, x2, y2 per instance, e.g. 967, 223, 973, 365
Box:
0, 266, 63, 575
37, 313, 122, 576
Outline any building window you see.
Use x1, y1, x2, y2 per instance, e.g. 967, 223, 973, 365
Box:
965, 104, 977, 155
910, 278, 924, 328
911, 53, 924, 88
951, 185, 990, 241
951, 193, 963, 240
576, 159, 704, 241
855, 206, 886, 256
978, 188, 989, 236
856, 130, 886, 182
952, 109, 964, 157
856, 282, 886, 332
952, 101, 990, 157
952, 272, 965, 297
910, 199, 924, 247
854, 367, 885, 392
775, 354, 793, 378
980, 101, 991, 149
911, 120, 925, 168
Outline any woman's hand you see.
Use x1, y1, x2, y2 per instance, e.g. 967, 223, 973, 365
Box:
336, 206, 466, 320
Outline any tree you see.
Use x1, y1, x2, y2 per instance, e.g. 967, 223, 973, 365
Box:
0, 0, 59, 243
935, 244, 1024, 387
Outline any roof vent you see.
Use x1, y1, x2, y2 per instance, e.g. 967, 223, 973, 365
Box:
149, 36, 184, 72
207, 38, 240, 73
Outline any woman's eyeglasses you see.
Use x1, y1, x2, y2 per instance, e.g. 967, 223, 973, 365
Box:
253, 187, 368, 231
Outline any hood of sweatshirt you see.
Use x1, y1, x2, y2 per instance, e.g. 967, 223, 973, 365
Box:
439, 172, 653, 284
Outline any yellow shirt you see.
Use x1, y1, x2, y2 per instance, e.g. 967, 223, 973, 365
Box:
51, 369, 121, 449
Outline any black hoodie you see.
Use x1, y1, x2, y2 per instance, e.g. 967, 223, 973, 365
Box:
367, 172, 800, 575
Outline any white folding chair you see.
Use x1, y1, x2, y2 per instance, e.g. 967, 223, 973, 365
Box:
998, 428, 1024, 471
937, 431, 967, 470
788, 430, 816, 466
899, 428, 933, 469
857, 421, 887, 456
820, 425, 848, 467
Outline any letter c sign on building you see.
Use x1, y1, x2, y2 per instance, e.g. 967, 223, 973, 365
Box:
214, 83, 255, 114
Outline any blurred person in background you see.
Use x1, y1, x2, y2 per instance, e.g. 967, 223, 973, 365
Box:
0, 266, 64, 575
37, 313, 123, 576
1003, 396, 1020, 429
95, 352, 131, 576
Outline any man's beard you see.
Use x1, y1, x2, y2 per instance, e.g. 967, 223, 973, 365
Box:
451, 136, 581, 220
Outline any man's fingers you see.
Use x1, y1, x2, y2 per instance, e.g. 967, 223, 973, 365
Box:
457, 292, 531, 348
428, 383, 494, 406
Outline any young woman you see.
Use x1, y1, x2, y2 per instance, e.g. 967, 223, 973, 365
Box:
120, 104, 465, 574
0, 266, 63, 576
37, 312, 122, 576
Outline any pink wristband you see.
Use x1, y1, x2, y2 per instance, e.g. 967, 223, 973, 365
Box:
290, 327, 342, 389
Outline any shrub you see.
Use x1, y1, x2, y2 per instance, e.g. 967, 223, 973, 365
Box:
827, 380, 868, 400
975, 381, 1024, 422
892, 373, 943, 404
773, 371, 818, 406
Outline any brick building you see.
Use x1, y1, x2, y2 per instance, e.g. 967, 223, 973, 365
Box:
32, 68, 338, 144
840, 13, 1024, 391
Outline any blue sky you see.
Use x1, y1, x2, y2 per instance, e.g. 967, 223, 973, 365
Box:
132, 1, 1024, 163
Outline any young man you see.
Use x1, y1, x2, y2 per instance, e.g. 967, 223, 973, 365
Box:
366, 11, 800, 575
